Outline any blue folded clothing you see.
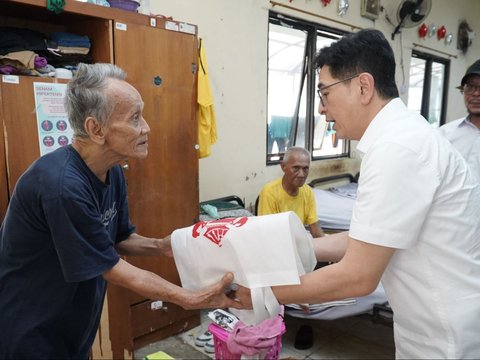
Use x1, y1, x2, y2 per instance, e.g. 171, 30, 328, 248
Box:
49, 32, 91, 48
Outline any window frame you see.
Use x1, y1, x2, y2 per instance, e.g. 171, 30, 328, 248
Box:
266, 12, 350, 165
409, 50, 450, 127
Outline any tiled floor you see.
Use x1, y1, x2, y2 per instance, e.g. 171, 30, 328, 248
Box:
134, 311, 395, 359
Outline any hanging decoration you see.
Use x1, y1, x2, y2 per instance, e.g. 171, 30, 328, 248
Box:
428, 24, 436, 38
437, 25, 446, 40
46, 0, 65, 14
321, 0, 332, 6
445, 32, 453, 45
458, 20, 476, 54
337, 0, 349, 16
418, 23, 428, 38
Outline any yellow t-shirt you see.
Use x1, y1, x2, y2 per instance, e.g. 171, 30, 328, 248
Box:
258, 177, 318, 225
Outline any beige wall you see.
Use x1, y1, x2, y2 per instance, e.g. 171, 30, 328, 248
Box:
149, 0, 480, 210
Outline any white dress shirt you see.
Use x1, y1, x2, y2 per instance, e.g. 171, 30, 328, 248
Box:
351, 98, 480, 359
439, 116, 480, 180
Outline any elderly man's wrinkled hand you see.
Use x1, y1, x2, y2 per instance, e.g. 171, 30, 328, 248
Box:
184, 272, 252, 310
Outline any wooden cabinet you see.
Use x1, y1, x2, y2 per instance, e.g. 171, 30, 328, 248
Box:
108, 16, 200, 359
0, 1, 200, 358
0, 94, 7, 221
0, 76, 68, 197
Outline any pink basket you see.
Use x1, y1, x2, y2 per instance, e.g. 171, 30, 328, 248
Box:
208, 322, 286, 360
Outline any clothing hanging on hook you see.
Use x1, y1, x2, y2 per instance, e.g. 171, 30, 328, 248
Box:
197, 38, 217, 158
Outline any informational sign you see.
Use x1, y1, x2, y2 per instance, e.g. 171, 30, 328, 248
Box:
33, 82, 73, 156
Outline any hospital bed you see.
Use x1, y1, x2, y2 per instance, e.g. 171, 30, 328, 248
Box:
285, 172, 391, 321
199, 195, 253, 221
310, 173, 358, 232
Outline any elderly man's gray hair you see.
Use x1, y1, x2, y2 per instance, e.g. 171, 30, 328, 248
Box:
64, 63, 126, 138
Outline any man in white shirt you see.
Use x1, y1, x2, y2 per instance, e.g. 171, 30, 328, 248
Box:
234, 29, 480, 359
439, 59, 480, 178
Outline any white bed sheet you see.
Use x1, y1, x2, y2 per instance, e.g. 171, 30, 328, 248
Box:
285, 282, 388, 320
314, 183, 357, 231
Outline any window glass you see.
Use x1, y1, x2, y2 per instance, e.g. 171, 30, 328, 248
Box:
407, 51, 449, 128
267, 13, 348, 164
267, 24, 305, 157
428, 62, 445, 127
312, 36, 345, 157
407, 57, 426, 114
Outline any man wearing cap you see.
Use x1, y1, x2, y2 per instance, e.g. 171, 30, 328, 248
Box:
439, 59, 480, 178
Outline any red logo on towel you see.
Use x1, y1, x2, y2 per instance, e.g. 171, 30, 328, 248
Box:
192, 217, 248, 247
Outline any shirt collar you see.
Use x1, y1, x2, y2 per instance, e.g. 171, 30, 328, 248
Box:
356, 98, 406, 158
462, 116, 480, 130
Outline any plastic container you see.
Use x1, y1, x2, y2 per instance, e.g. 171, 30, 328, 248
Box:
107, 0, 140, 12
208, 322, 286, 360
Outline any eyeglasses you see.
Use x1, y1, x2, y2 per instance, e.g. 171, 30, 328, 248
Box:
317, 74, 359, 107
460, 83, 480, 95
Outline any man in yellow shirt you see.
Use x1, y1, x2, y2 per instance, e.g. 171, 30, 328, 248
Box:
258, 147, 324, 238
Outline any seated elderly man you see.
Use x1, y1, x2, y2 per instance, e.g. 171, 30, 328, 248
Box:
258, 146, 324, 238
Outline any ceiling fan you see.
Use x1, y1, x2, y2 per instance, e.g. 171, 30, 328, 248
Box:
391, 0, 432, 40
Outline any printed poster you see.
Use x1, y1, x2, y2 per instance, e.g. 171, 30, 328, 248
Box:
33, 82, 73, 156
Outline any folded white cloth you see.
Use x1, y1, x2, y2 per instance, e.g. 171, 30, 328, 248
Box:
286, 298, 357, 314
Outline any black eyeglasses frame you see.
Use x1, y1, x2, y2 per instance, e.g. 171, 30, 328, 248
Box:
317, 74, 359, 107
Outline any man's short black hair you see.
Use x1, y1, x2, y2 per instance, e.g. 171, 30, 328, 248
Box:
315, 29, 399, 100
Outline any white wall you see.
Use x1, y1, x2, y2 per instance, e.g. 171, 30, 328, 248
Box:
149, 0, 480, 210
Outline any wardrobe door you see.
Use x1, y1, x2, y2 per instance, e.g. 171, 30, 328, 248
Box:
0, 84, 8, 221
1, 77, 41, 196
107, 21, 200, 356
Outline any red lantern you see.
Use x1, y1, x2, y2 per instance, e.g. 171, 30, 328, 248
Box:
321, 0, 331, 6
437, 25, 447, 40
418, 23, 428, 38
